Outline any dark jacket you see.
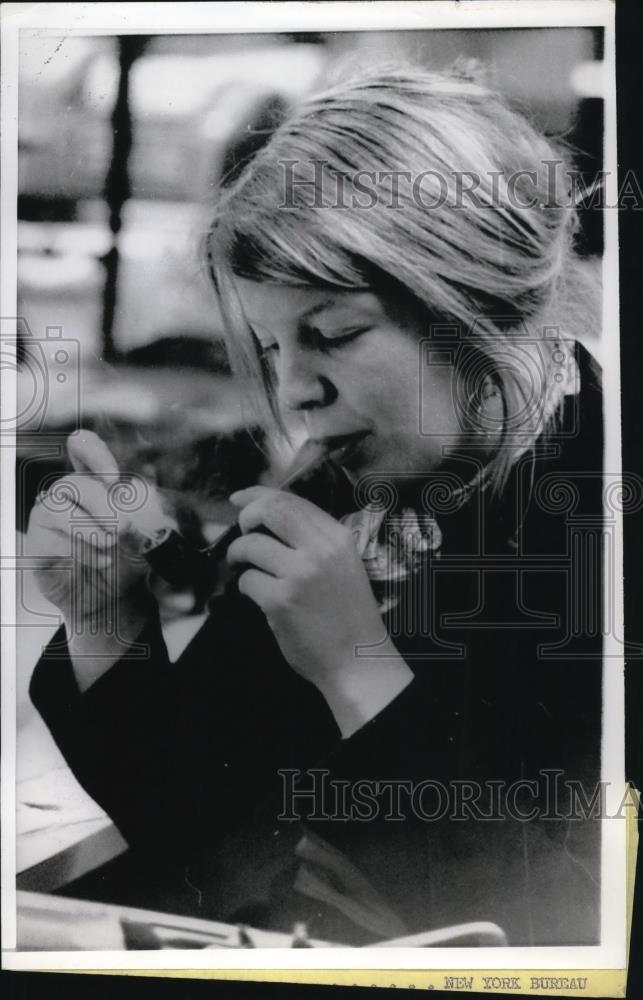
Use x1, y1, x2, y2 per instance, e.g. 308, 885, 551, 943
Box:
30, 346, 603, 946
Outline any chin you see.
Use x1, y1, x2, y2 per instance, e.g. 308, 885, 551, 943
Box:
340, 451, 407, 484
340, 449, 443, 494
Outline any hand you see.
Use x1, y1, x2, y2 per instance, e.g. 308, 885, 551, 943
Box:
227, 486, 413, 736
25, 429, 164, 632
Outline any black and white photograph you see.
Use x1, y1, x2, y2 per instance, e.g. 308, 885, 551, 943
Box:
1, 0, 629, 977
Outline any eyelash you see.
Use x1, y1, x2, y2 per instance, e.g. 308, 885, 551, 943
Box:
257, 327, 370, 357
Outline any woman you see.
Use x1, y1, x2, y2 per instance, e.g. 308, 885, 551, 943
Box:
28, 64, 603, 946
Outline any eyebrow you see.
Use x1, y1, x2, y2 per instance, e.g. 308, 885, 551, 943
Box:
299, 298, 337, 323
299, 294, 382, 327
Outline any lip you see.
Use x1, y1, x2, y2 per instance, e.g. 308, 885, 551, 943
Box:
318, 430, 371, 462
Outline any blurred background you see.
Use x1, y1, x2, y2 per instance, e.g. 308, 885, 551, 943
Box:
14, 26, 606, 900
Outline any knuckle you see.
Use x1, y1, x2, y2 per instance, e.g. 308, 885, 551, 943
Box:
227, 535, 252, 564
226, 537, 242, 561
295, 558, 317, 585
267, 491, 289, 519
280, 581, 297, 606
238, 508, 254, 534
56, 475, 83, 500
271, 490, 287, 509
30, 503, 63, 537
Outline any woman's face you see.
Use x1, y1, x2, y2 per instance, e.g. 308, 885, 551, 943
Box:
234, 279, 468, 484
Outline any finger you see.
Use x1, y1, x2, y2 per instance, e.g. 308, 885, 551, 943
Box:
27, 523, 114, 567
68, 432, 172, 541
233, 489, 337, 548
227, 532, 298, 577
125, 482, 174, 540
229, 486, 273, 506
67, 430, 120, 485
30, 499, 113, 551
34, 475, 115, 530
237, 567, 285, 613
34, 475, 167, 551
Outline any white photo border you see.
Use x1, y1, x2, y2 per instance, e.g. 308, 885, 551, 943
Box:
1, 0, 625, 974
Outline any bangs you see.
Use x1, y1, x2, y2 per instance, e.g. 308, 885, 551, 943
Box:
207, 144, 382, 291
223, 213, 371, 292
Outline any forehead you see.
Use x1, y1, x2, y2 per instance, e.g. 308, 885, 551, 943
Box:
233, 278, 386, 332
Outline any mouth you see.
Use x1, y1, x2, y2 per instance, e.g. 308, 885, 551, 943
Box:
318, 430, 371, 463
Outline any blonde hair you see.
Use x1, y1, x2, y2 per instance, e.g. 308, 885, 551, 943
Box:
205, 62, 600, 491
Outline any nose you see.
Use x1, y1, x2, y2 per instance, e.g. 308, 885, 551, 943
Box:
275, 347, 335, 412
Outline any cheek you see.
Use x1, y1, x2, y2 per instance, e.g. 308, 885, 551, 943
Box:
336, 364, 406, 418
419, 368, 461, 439
336, 341, 459, 441
349, 350, 421, 412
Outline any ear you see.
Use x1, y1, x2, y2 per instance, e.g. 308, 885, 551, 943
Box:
474, 375, 504, 444
480, 373, 501, 402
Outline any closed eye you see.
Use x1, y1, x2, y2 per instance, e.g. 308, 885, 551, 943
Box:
309, 326, 372, 350
256, 327, 370, 358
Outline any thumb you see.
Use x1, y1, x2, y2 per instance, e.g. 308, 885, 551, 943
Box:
67, 429, 120, 485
